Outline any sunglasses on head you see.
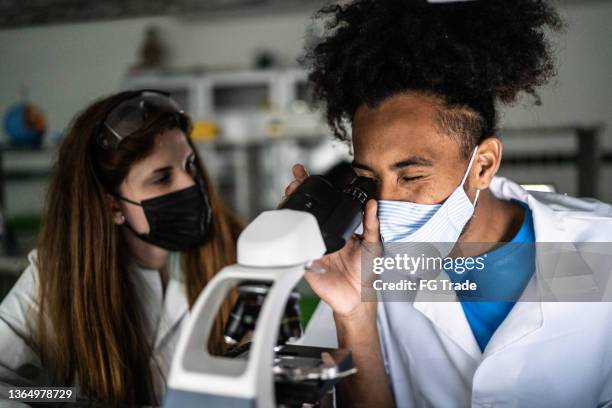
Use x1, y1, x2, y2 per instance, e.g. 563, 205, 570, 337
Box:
95, 89, 186, 150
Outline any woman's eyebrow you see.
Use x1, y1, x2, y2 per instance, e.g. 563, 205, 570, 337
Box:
152, 166, 172, 174
142, 166, 172, 184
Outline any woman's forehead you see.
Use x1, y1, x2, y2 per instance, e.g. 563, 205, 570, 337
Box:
153, 128, 191, 153
125, 130, 192, 181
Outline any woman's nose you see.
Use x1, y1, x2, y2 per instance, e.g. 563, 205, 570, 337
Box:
176, 168, 196, 190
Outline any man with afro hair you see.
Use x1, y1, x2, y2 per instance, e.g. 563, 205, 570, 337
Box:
287, 0, 612, 407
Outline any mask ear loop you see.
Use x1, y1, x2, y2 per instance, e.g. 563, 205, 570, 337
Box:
461, 146, 481, 207
114, 194, 142, 207
473, 188, 481, 207
109, 194, 146, 236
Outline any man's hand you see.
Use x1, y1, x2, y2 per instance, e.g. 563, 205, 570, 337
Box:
283, 163, 380, 315
304, 198, 379, 317
282, 164, 394, 408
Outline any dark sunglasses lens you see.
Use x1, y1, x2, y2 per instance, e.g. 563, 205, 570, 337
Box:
100, 92, 183, 148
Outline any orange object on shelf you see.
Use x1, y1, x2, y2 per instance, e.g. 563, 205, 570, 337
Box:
191, 120, 219, 141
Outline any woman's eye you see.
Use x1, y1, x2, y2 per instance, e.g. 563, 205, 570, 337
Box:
186, 159, 197, 174
156, 173, 171, 184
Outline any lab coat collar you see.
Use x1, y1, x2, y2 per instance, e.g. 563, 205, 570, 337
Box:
488, 176, 571, 242
132, 258, 189, 351
154, 278, 189, 350
412, 177, 570, 361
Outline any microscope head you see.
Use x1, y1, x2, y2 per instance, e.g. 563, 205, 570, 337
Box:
237, 209, 326, 268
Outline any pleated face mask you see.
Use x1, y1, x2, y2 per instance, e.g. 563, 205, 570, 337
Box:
378, 147, 480, 248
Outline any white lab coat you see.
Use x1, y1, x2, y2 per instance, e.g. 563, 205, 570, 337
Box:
302, 176, 612, 408
0, 250, 189, 405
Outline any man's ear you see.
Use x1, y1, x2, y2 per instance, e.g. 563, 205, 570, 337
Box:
474, 137, 502, 190
107, 193, 126, 225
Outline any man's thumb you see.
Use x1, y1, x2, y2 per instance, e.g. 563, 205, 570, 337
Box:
362, 199, 380, 243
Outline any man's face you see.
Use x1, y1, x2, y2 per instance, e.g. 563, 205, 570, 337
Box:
352, 92, 471, 204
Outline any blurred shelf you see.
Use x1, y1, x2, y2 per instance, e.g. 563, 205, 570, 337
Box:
0, 254, 29, 276
500, 124, 606, 197
0, 254, 29, 302
500, 124, 605, 136
0, 146, 56, 255
3, 169, 51, 180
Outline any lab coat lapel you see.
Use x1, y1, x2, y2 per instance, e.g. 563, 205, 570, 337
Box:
482, 273, 543, 356
413, 274, 483, 362
483, 177, 572, 355
154, 279, 189, 350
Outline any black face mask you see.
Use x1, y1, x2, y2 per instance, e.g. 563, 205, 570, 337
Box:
117, 178, 212, 251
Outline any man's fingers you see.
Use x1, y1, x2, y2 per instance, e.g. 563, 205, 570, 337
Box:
284, 179, 302, 197
280, 164, 310, 205
292, 163, 309, 181
362, 199, 380, 243
283, 164, 309, 198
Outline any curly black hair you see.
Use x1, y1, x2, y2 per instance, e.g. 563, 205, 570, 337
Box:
304, 0, 563, 156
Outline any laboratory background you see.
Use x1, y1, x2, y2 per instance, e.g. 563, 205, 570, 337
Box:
0, 0, 610, 309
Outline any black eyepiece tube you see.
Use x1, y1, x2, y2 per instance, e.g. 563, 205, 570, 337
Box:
279, 175, 377, 254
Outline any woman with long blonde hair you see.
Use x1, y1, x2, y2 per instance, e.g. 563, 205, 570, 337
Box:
0, 90, 242, 405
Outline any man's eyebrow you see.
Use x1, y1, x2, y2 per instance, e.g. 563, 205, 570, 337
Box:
351, 157, 433, 172
351, 160, 372, 171
391, 156, 433, 169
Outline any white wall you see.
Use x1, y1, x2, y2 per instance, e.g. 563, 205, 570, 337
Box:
0, 11, 311, 137
0, 1, 610, 215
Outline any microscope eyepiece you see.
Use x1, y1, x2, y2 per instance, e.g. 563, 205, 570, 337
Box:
280, 175, 377, 254
343, 176, 377, 208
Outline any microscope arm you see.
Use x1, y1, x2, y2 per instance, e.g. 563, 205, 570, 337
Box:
165, 209, 326, 407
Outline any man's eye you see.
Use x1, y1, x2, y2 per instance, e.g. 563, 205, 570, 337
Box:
402, 175, 423, 182
355, 172, 378, 182
359, 177, 380, 188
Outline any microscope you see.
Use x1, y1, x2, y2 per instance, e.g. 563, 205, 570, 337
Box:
163, 175, 376, 407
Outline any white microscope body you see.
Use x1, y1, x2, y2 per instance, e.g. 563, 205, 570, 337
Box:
164, 209, 327, 407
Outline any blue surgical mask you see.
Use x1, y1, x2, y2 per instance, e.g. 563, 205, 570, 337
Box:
378, 147, 480, 250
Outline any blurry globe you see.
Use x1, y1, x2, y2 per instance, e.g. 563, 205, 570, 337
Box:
4, 103, 46, 147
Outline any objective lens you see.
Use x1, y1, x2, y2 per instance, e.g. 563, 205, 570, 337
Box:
224, 283, 303, 346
